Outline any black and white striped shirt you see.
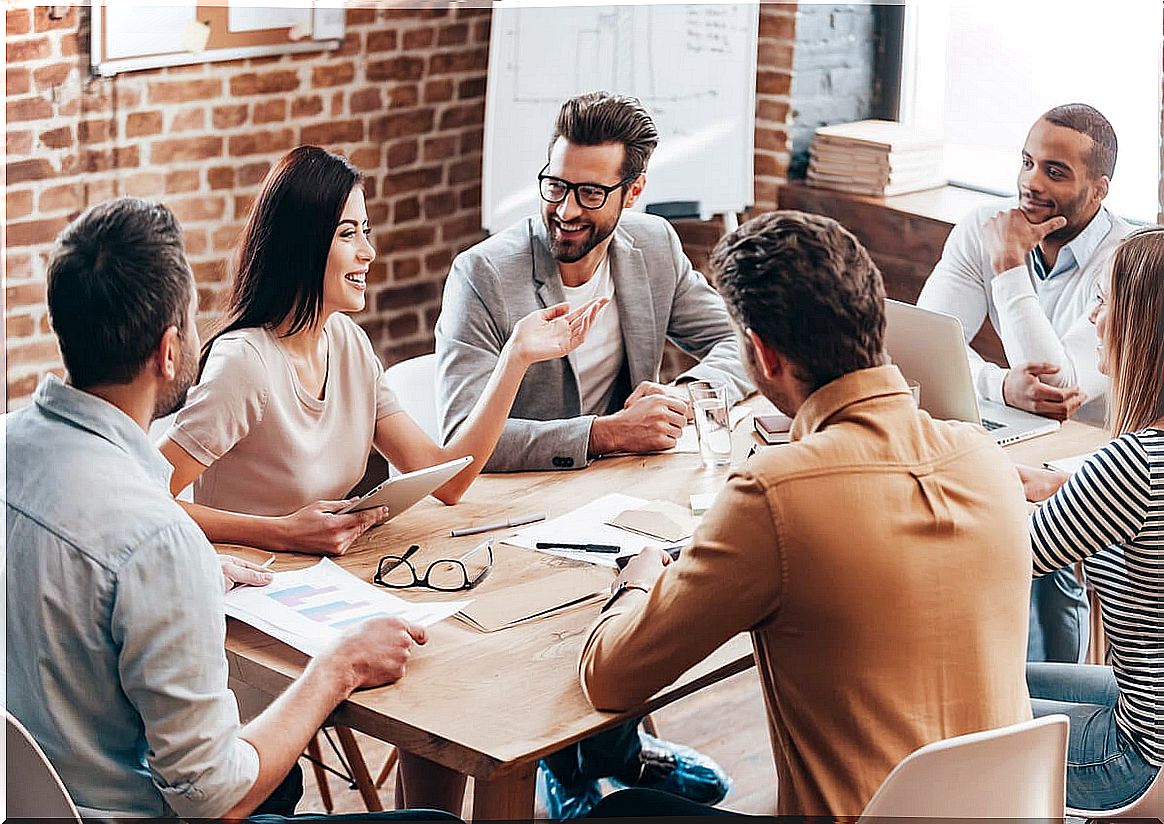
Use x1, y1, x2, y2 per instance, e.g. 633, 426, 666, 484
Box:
1031, 428, 1164, 767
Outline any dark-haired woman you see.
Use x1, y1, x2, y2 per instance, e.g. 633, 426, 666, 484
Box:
1016, 227, 1163, 811
159, 145, 603, 556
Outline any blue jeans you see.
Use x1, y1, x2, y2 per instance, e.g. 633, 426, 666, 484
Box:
1028, 662, 1159, 810
543, 720, 643, 785
1027, 567, 1089, 663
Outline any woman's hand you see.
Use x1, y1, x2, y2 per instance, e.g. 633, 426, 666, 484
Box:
1015, 464, 1070, 503
277, 499, 391, 555
509, 299, 609, 366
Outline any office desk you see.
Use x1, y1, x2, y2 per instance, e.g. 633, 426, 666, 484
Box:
223, 415, 1110, 819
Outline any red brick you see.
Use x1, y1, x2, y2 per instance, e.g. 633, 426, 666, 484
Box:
756, 70, 792, 96
758, 39, 795, 69
387, 139, 419, 168
7, 189, 33, 220
374, 280, 438, 313
350, 88, 382, 114
428, 47, 488, 76
208, 166, 235, 190
191, 260, 228, 285
394, 196, 421, 223
347, 7, 376, 25
438, 23, 469, 47
6, 8, 31, 35
39, 125, 72, 149
78, 119, 113, 143
7, 129, 34, 155
7, 67, 30, 95
124, 172, 165, 198
7, 218, 68, 248
403, 27, 435, 49
33, 6, 77, 31
440, 213, 482, 243
448, 157, 479, 186
471, 16, 491, 44
759, 11, 796, 40
757, 99, 791, 123
371, 109, 435, 141
351, 148, 381, 170
7, 338, 61, 368
424, 247, 454, 272
182, 228, 208, 256
7, 372, 39, 401
6, 158, 53, 183
6, 313, 37, 339
389, 85, 420, 107
230, 70, 300, 96
5, 251, 33, 278
329, 91, 343, 117
212, 224, 242, 251
387, 313, 419, 338
228, 128, 295, 157
424, 191, 456, 219
32, 61, 72, 89
167, 196, 226, 223
438, 101, 484, 130
171, 108, 206, 132
38, 183, 83, 214
392, 257, 421, 281
238, 162, 271, 186
6, 36, 50, 62
422, 79, 454, 104
253, 99, 287, 123
387, 167, 443, 194
153, 136, 223, 163
208, 104, 245, 130
754, 152, 783, 178
367, 261, 389, 285
367, 202, 389, 225
126, 111, 163, 137
61, 146, 140, 175
459, 184, 481, 210
367, 29, 398, 52
301, 120, 364, 146
291, 95, 323, 118
59, 33, 79, 57
234, 193, 257, 216
312, 63, 355, 87
165, 169, 201, 193
7, 96, 53, 122
458, 76, 486, 99
366, 56, 424, 82
6, 281, 46, 308
422, 135, 458, 162
147, 78, 223, 104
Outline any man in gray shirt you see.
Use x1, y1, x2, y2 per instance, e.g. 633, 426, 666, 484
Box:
5, 199, 452, 822
436, 91, 751, 472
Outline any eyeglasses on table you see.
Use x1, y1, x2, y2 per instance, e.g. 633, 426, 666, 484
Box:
373, 539, 494, 592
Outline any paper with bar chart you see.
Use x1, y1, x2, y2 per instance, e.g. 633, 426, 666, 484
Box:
224, 558, 468, 656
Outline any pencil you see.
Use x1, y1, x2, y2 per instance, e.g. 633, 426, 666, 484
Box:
260, 555, 276, 569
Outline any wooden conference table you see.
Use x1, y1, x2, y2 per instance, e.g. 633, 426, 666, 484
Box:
223, 409, 1109, 820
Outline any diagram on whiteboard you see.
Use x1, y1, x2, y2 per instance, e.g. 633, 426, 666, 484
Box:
483, 3, 759, 233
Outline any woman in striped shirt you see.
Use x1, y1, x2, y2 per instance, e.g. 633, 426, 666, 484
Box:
1018, 227, 1163, 810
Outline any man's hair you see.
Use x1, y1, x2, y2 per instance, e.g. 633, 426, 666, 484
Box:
47, 198, 192, 389
711, 210, 886, 391
1104, 226, 1164, 436
549, 91, 659, 180
1041, 103, 1118, 180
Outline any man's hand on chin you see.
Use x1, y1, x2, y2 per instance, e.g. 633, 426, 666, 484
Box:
983, 208, 1067, 275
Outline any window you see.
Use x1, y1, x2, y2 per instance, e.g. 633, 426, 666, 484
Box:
899, 1, 1162, 222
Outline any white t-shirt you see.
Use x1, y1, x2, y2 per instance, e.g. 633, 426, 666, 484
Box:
561, 255, 624, 415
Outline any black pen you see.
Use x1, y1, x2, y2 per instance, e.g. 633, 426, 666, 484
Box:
615, 546, 685, 569
536, 541, 621, 554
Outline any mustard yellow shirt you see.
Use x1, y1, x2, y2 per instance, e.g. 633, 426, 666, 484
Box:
580, 365, 1033, 816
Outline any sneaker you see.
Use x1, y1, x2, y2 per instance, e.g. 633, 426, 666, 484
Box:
536, 759, 604, 820
611, 732, 732, 805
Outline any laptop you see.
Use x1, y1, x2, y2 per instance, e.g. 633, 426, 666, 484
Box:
884, 299, 1060, 446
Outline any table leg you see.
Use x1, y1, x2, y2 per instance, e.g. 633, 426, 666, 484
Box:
334, 725, 384, 812
471, 763, 536, 821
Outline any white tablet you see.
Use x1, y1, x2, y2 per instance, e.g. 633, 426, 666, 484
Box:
339, 456, 473, 516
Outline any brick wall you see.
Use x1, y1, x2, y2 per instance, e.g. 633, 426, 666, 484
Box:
5, 3, 797, 408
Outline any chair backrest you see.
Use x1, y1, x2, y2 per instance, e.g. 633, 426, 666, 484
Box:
385, 353, 440, 443
5, 711, 82, 821
1068, 757, 1164, 818
858, 715, 1069, 820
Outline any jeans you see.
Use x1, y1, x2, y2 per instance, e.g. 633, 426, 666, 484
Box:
1027, 567, 1089, 663
1028, 662, 1160, 811
543, 720, 643, 786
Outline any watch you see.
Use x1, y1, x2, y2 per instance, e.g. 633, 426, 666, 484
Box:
601, 581, 650, 613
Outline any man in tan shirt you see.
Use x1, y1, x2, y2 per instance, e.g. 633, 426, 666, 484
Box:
580, 211, 1033, 817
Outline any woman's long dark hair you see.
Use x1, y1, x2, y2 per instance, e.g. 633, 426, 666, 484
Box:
200, 145, 362, 374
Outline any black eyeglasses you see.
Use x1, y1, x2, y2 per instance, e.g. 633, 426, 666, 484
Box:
538, 163, 638, 210
373, 541, 494, 592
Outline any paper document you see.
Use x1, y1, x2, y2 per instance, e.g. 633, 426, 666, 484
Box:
225, 558, 468, 656
1044, 451, 1095, 475
506, 493, 685, 568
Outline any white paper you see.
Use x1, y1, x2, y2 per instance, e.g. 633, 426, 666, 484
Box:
1044, 451, 1094, 475
227, 5, 311, 33
225, 558, 468, 656
105, 4, 197, 59
504, 493, 685, 569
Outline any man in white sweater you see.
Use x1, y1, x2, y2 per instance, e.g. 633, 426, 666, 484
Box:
919, 104, 1134, 665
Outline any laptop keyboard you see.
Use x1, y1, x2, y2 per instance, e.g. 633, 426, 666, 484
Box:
980, 418, 1004, 431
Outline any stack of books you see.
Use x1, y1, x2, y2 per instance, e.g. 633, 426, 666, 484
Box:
807, 120, 946, 197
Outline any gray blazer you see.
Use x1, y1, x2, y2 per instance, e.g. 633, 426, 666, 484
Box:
434, 211, 752, 472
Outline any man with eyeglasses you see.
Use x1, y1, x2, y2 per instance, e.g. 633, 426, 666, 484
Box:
434, 91, 742, 817
435, 91, 750, 475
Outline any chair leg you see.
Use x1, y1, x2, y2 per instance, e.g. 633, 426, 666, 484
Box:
374, 746, 399, 790
305, 734, 333, 813
641, 713, 659, 737
334, 725, 383, 812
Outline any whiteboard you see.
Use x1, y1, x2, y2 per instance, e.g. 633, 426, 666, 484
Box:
483, 1, 759, 233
